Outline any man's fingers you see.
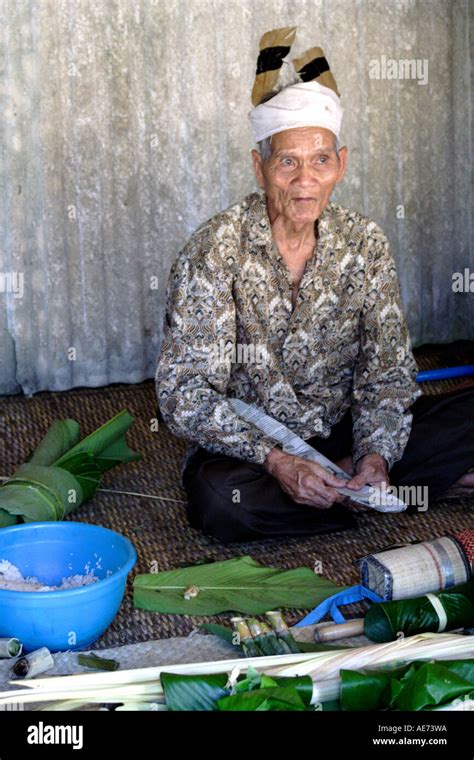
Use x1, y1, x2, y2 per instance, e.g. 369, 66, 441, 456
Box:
292, 481, 346, 509
345, 474, 368, 490
308, 478, 347, 505
346, 470, 389, 490
319, 469, 348, 489
276, 459, 349, 509
302, 461, 348, 489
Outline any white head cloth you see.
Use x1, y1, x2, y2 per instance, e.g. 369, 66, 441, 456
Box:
249, 80, 343, 143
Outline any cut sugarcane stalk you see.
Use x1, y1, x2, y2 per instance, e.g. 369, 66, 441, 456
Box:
230, 617, 262, 658
0, 638, 22, 658
11, 647, 54, 679
258, 620, 290, 655
266, 610, 301, 653
247, 618, 286, 655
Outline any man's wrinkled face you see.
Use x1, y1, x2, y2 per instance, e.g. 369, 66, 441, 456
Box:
251, 127, 347, 227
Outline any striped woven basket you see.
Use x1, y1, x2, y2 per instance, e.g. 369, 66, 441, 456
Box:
357, 532, 473, 601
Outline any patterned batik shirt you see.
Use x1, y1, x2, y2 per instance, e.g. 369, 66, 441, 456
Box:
156, 189, 422, 474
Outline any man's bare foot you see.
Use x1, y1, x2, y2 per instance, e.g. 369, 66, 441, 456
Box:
455, 471, 474, 487
443, 470, 474, 499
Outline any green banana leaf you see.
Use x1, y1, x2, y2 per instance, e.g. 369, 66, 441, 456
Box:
134, 555, 345, 615
28, 420, 81, 466
5, 464, 84, 519
340, 666, 406, 711
0, 409, 140, 528
199, 623, 236, 646
0, 481, 61, 523
364, 580, 474, 642
217, 685, 307, 711
54, 410, 140, 474
52, 452, 102, 502
160, 666, 313, 711
160, 672, 230, 711
393, 660, 474, 711
233, 668, 313, 705
340, 659, 474, 711
0, 509, 17, 528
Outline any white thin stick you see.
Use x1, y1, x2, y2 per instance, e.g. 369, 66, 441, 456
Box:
97, 488, 187, 504
0, 477, 187, 505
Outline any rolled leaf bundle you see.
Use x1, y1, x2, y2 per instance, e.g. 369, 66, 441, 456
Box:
160, 667, 313, 712
364, 580, 474, 642
357, 536, 471, 601
0, 410, 141, 527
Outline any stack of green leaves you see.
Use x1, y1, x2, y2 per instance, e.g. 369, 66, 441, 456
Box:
160, 666, 314, 711
340, 659, 474, 711
160, 658, 474, 712
364, 581, 474, 642
0, 410, 141, 527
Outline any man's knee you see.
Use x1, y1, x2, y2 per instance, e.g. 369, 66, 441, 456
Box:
183, 456, 266, 543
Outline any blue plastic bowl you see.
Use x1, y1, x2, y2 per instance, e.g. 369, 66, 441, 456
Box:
0, 522, 137, 652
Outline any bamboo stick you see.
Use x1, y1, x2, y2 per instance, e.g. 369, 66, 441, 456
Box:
314, 619, 365, 642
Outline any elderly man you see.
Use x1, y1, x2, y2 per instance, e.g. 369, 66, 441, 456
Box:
156, 31, 474, 543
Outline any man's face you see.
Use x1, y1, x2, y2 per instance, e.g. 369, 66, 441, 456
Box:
251, 127, 348, 226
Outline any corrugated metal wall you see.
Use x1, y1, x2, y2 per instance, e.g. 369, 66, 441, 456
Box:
0, 0, 472, 395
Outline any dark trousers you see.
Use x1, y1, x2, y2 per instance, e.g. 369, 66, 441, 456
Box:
182, 388, 474, 544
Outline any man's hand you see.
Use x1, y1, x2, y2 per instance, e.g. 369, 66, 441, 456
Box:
343, 453, 389, 512
264, 447, 348, 509
345, 453, 389, 490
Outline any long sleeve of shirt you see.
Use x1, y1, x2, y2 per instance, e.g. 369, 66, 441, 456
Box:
350, 223, 422, 470
155, 227, 279, 464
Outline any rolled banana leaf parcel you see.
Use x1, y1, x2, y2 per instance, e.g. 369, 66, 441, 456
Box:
364, 580, 474, 642
0, 410, 141, 527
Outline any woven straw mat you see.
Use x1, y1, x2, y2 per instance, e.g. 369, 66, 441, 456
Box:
0, 340, 473, 648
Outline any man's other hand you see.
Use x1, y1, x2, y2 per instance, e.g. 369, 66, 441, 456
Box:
341, 453, 389, 513
264, 448, 348, 509
345, 453, 389, 491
